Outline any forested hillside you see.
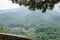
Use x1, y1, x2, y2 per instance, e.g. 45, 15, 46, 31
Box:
0, 0, 60, 40
0, 7, 60, 40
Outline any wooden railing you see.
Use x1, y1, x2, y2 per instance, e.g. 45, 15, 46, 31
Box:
0, 33, 32, 40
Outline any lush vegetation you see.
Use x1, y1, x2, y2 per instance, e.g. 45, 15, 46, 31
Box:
0, 0, 60, 40
0, 10, 60, 40
0, 22, 60, 40
11, 0, 60, 12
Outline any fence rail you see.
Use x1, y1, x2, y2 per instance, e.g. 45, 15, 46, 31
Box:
0, 33, 32, 40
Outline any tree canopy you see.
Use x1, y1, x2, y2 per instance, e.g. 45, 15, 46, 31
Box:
11, 0, 60, 12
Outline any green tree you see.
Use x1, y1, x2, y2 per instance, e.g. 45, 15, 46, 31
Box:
11, 0, 60, 12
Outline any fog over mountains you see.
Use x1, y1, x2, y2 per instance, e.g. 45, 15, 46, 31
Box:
0, 6, 60, 29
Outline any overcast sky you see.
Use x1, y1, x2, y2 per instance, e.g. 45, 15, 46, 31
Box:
0, 0, 60, 12
0, 0, 19, 10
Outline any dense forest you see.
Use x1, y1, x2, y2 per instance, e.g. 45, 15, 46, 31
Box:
0, 0, 60, 40
0, 9, 60, 40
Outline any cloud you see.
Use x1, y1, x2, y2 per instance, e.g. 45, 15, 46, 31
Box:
53, 2, 60, 12
0, 0, 19, 10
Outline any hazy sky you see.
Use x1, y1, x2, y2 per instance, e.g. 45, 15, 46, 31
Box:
53, 3, 60, 12
0, 0, 60, 12
0, 0, 19, 10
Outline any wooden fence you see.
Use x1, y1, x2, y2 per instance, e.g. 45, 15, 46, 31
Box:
0, 33, 32, 40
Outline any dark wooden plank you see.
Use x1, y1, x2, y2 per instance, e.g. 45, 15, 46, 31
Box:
0, 33, 32, 40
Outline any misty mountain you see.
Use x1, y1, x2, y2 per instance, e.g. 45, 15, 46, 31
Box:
0, 6, 60, 29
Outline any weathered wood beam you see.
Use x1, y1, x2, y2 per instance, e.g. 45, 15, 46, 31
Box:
0, 33, 32, 40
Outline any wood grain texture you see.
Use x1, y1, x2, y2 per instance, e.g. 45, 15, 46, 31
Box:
0, 33, 32, 40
